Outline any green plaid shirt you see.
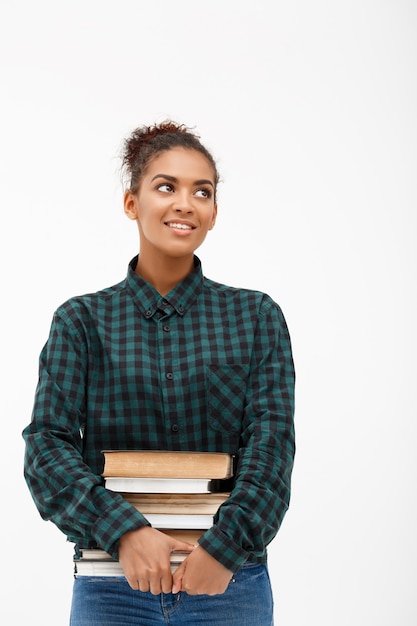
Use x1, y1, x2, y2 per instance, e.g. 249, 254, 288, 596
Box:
23, 256, 295, 572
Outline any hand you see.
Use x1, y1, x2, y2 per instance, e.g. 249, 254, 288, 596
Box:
172, 544, 233, 596
118, 526, 194, 594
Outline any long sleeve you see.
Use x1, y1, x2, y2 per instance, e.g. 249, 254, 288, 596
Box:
22, 308, 148, 558
198, 298, 295, 572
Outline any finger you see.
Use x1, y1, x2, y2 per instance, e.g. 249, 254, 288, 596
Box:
125, 576, 140, 591
149, 577, 163, 596
122, 567, 141, 591
161, 571, 174, 594
172, 539, 196, 553
138, 579, 150, 593
171, 561, 186, 594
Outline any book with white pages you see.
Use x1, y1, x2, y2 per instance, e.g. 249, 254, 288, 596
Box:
145, 513, 214, 529
74, 549, 188, 576
104, 476, 233, 494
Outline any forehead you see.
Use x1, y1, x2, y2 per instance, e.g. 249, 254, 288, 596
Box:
145, 147, 215, 182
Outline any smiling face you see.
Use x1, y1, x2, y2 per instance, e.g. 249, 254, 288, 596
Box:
124, 147, 217, 262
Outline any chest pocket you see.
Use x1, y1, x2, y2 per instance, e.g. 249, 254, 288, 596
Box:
207, 363, 248, 434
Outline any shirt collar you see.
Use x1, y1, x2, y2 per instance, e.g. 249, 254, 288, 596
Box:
126, 255, 204, 319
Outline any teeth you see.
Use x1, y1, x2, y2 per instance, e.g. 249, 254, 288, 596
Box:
167, 222, 192, 230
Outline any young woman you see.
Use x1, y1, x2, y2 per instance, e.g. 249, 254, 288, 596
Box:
23, 121, 295, 625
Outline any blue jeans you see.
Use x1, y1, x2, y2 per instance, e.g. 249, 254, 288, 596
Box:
70, 562, 274, 625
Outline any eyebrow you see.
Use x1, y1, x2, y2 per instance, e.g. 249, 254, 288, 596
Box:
150, 174, 214, 188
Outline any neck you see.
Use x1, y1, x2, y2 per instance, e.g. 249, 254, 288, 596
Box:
135, 252, 195, 296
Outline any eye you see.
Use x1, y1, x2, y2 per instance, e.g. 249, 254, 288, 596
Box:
194, 188, 212, 199
157, 183, 174, 193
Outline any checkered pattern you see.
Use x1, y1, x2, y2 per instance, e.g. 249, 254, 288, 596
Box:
23, 256, 295, 572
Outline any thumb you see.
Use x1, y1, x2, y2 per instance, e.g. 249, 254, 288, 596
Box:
172, 559, 186, 594
171, 539, 196, 553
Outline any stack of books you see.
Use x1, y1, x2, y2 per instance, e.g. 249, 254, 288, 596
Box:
74, 451, 234, 575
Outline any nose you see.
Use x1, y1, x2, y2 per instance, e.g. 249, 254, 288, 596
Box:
173, 190, 194, 213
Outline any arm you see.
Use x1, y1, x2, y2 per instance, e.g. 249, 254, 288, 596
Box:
191, 298, 295, 576
22, 307, 147, 558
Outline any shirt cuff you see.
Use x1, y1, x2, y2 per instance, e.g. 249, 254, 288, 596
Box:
91, 498, 150, 560
198, 525, 248, 573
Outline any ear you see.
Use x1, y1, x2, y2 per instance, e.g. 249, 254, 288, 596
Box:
124, 191, 139, 220
209, 204, 218, 230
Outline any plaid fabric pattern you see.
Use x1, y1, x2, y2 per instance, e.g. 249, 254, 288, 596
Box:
23, 256, 295, 572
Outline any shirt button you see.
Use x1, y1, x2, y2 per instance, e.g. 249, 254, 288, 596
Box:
166, 372, 173, 380
178, 305, 184, 313
163, 325, 170, 332
145, 310, 152, 318
171, 423, 179, 432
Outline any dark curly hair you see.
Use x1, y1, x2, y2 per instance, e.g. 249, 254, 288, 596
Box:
121, 121, 220, 199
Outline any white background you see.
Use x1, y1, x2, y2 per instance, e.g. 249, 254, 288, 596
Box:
1, 1, 416, 624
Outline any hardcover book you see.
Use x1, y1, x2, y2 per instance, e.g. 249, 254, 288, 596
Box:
102, 450, 234, 480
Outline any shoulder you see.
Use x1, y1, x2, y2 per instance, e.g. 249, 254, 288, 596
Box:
202, 276, 285, 319
52, 279, 126, 327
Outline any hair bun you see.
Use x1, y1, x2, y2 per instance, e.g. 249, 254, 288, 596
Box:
120, 120, 218, 194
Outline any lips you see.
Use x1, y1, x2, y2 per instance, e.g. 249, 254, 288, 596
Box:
164, 221, 196, 230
